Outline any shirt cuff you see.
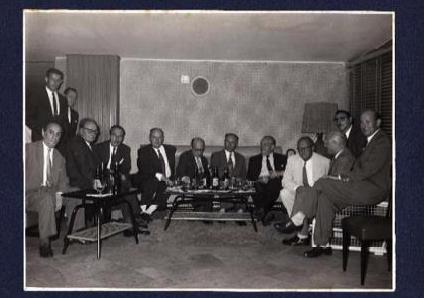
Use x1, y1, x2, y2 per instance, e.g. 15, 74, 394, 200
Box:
294, 185, 301, 191
155, 173, 163, 181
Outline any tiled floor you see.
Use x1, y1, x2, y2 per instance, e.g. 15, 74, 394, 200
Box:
25, 214, 392, 290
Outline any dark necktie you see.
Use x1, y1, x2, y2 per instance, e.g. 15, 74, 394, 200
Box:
46, 148, 53, 186
157, 149, 166, 175
227, 152, 234, 175
329, 157, 335, 176
111, 147, 117, 166
266, 155, 273, 172
302, 161, 310, 187
51, 92, 58, 116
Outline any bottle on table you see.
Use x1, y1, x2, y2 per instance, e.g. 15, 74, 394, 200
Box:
112, 161, 121, 194
211, 167, 219, 190
222, 166, 230, 190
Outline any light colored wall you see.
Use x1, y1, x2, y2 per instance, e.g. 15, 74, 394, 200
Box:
120, 59, 348, 173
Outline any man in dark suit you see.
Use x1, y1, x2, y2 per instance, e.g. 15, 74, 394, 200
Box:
25, 121, 82, 257
210, 133, 246, 179
136, 128, 176, 221
66, 118, 100, 189
247, 136, 287, 225
279, 110, 391, 257
176, 137, 210, 183
176, 137, 212, 220
63, 87, 79, 140
95, 125, 146, 229
334, 110, 367, 158
26, 68, 68, 142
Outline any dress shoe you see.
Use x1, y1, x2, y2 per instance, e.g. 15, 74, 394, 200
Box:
134, 216, 148, 229
236, 221, 247, 226
140, 213, 152, 223
202, 220, 213, 225
39, 245, 53, 258
124, 228, 150, 237
282, 235, 310, 246
273, 220, 302, 234
304, 246, 332, 258
262, 213, 275, 226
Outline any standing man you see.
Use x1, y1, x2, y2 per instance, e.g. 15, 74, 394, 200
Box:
247, 136, 287, 225
66, 118, 100, 189
136, 128, 176, 222
274, 137, 329, 246
26, 68, 68, 141
279, 110, 391, 257
334, 110, 367, 158
25, 121, 82, 257
95, 125, 145, 228
210, 133, 246, 179
63, 87, 79, 141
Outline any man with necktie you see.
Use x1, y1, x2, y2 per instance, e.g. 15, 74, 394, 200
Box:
247, 136, 287, 225
136, 128, 176, 222
334, 109, 367, 158
26, 68, 68, 142
274, 137, 330, 246
176, 137, 210, 184
278, 110, 391, 257
210, 133, 246, 180
25, 121, 81, 257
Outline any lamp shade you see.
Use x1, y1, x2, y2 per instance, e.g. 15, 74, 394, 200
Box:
301, 102, 338, 133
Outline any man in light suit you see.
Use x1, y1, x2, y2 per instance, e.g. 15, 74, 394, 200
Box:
280, 110, 391, 257
25, 121, 81, 257
26, 68, 68, 142
210, 133, 246, 179
136, 128, 176, 222
274, 137, 330, 245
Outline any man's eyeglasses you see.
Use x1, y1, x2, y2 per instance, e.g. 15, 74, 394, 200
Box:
334, 116, 347, 122
84, 127, 98, 134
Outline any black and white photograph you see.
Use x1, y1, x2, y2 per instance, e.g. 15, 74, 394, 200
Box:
23, 10, 394, 291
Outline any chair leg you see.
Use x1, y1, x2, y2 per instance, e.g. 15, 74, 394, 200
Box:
360, 240, 369, 286
386, 240, 392, 272
342, 229, 350, 271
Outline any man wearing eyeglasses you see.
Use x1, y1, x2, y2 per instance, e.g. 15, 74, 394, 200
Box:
334, 110, 367, 158
274, 137, 330, 246
66, 118, 101, 189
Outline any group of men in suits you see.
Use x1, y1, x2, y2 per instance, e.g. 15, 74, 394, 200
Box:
274, 109, 391, 258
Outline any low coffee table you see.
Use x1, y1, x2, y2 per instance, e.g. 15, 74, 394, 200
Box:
164, 187, 258, 232
61, 188, 140, 259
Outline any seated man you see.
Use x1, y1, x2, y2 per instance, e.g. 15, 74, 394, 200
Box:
210, 133, 246, 179
66, 118, 101, 225
280, 110, 391, 257
176, 137, 210, 185
275, 137, 329, 246
176, 137, 212, 220
136, 128, 176, 222
247, 136, 286, 225
66, 118, 101, 189
95, 125, 147, 230
211, 133, 247, 217
25, 121, 82, 257
280, 131, 355, 246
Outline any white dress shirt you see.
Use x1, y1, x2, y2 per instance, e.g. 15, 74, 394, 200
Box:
224, 150, 236, 167
42, 142, 53, 186
367, 129, 380, 144
68, 107, 72, 123
154, 145, 171, 179
345, 125, 352, 139
45, 86, 60, 115
259, 153, 275, 177
107, 144, 117, 169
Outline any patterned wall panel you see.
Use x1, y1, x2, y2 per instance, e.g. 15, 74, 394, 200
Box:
120, 60, 348, 172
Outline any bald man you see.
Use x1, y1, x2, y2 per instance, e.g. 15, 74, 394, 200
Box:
279, 110, 391, 257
